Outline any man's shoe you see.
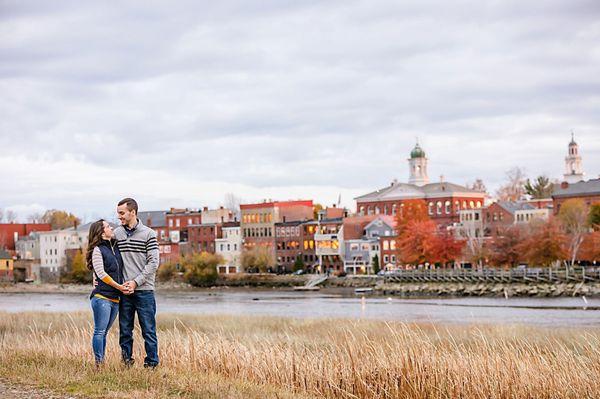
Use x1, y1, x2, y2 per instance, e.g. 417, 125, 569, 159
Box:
122, 358, 135, 367
143, 362, 158, 370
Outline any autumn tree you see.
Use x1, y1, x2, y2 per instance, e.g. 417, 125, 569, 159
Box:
396, 219, 438, 265
241, 245, 275, 273
524, 175, 554, 199
432, 229, 465, 267
488, 225, 524, 268
519, 220, 566, 266
42, 209, 81, 230
495, 167, 527, 202
313, 203, 324, 220
183, 252, 223, 287
589, 203, 600, 230
558, 199, 590, 266
61, 250, 92, 284
580, 231, 600, 263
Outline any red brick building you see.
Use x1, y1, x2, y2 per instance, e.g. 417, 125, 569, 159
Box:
275, 221, 303, 272
187, 223, 222, 254
355, 143, 485, 228
240, 200, 313, 261
0, 223, 51, 253
552, 179, 600, 215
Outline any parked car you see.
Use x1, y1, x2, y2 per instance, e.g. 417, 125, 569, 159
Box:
293, 269, 304, 275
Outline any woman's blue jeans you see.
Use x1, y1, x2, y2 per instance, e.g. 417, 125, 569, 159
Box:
91, 296, 119, 364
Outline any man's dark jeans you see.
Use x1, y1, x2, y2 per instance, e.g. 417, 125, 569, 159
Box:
119, 290, 159, 366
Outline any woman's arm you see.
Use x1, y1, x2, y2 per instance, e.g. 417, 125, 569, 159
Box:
92, 247, 124, 292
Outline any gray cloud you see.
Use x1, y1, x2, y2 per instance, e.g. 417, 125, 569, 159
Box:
1, 0, 599, 219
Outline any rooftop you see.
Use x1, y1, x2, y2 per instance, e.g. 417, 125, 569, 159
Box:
553, 179, 600, 198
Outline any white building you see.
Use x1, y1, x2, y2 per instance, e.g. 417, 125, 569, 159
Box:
215, 223, 242, 274
16, 232, 42, 260
38, 223, 91, 281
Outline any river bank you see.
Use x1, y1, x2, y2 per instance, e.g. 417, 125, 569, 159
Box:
2, 274, 600, 297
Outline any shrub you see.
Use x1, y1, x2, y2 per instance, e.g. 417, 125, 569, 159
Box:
183, 252, 222, 287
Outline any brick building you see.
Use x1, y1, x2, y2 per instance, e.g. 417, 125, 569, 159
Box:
241, 200, 313, 262
275, 221, 303, 272
187, 223, 222, 254
552, 179, 600, 215
355, 143, 485, 227
0, 223, 51, 254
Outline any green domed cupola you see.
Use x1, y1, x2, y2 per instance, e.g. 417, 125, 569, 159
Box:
410, 143, 426, 159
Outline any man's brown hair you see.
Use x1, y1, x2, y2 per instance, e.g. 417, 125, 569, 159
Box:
118, 198, 138, 214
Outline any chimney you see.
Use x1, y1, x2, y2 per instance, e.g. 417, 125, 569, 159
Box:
219, 206, 223, 209
203, 206, 208, 212
561, 181, 569, 189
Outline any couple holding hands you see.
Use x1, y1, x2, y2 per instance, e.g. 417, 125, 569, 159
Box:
86, 198, 160, 368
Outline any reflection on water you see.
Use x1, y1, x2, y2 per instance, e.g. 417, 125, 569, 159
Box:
1, 290, 599, 327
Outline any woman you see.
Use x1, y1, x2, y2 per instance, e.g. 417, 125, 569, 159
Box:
87, 219, 127, 366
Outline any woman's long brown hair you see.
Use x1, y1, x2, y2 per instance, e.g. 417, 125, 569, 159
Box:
86, 219, 105, 270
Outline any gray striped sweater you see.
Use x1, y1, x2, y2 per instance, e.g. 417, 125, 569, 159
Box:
113, 219, 160, 290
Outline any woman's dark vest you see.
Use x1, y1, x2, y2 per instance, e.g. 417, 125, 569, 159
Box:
90, 240, 124, 301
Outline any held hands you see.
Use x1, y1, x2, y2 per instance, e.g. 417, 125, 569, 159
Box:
120, 281, 137, 295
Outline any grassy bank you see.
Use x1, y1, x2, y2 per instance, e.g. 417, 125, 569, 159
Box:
1, 312, 599, 398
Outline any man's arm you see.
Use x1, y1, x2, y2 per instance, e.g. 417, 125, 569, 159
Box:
132, 232, 160, 288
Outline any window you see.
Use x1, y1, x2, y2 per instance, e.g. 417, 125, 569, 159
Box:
476, 201, 482, 208
169, 219, 173, 227
469, 201, 475, 209
360, 206, 365, 215
436, 201, 442, 215
361, 243, 370, 251
375, 206, 380, 215
445, 201, 451, 214
428, 202, 434, 215
188, 218, 192, 225
350, 243, 359, 251
475, 213, 479, 221
176, 219, 180, 227
390, 240, 396, 250
383, 240, 389, 250
234, 244, 237, 251
384, 255, 389, 263
391, 255, 396, 263
392, 204, 397, 215
220, 244, 224, 251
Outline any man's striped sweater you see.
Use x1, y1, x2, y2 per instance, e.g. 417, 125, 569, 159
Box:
114, 219, 160, 291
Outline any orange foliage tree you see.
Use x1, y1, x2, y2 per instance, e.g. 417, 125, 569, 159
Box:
580, 231, 600, 263
518, 220, 567, 266
488, 225, 524, 268
395, 200, 464, 267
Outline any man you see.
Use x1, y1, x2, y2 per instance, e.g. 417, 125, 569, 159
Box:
114, 197, 160, 368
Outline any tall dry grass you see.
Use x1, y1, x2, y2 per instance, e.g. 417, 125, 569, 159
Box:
1, 311, 599, 398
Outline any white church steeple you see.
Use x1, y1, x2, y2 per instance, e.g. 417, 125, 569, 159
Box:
564, 132, 584, 183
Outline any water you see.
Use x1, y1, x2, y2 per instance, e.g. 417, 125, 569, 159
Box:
1, 290, 599, 327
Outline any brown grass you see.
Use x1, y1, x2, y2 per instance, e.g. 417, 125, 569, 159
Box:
1, 311, 599, 398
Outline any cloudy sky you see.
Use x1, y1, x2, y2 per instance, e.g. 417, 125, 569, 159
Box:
1, 0, 599, 222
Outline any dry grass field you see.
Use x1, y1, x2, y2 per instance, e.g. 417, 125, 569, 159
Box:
1, 311, 599, 398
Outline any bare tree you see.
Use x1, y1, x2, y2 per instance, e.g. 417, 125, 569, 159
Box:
5, 210, 18, 223
224, 193, 241, 211
495, 167, 527, 202
0, 208, 4, 223
558, 199, 590, 267
467, 178, 488, 194
27, 212, 44, 223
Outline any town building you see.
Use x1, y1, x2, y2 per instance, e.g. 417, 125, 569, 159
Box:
187, 223, 222, 254
240, 200, 313, 263
215, 222, 242, 274
355, 143, 485, 227
552, 179, 600, 216
15, 231, 42, 260
313, 216, 345, 273
275, 220, 303, 272
38, 222, 91, 282
0, 223, 51, 254
0, 249, 13, 281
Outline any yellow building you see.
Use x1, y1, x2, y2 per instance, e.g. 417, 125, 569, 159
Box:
0, 250, 14, 280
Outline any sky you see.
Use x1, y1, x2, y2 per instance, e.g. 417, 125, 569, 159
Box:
1, 0, 599, 222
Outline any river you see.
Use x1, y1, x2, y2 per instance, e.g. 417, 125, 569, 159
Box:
1, 289, 599, 327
